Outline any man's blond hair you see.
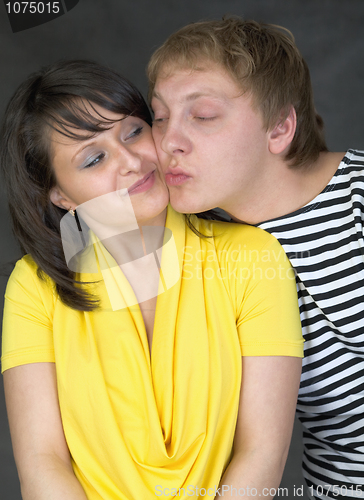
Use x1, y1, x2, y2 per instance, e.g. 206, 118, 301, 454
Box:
147, 17, 327, 168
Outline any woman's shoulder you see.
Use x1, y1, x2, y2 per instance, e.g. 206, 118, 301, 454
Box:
194, 216, 283, 252
12, 254, 38, 271
6, 254, 56, 301
10, 254, 44, 281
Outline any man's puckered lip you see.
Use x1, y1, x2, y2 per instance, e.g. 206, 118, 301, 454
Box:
164, 166, 191, 177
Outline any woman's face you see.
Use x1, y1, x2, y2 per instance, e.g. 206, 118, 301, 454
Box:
50, 105, 169, 231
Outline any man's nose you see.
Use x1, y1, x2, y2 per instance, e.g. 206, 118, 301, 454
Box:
159, 122, 192, 157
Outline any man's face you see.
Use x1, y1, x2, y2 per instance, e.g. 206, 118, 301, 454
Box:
151, 63, 271, 215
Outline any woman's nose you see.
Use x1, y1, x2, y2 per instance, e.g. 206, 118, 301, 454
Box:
116, 145, 142, 175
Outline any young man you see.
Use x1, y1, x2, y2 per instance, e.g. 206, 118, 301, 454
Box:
148, 18, 364, 500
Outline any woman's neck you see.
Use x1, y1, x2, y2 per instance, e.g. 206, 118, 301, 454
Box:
98, 207, 167, 266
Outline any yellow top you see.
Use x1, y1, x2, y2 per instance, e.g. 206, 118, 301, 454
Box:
1, 207, 303, 499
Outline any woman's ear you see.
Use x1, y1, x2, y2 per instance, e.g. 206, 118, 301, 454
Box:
49, 186, 74, 211
268, 106, 297, 155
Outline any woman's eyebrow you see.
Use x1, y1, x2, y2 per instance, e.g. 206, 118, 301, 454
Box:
71, 141, 97, 162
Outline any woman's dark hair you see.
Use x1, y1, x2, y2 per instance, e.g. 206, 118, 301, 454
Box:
0, 60, 152, 311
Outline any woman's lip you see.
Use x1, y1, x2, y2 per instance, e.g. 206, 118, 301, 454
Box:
128, 170, 155, 194
165, 172, 191, 186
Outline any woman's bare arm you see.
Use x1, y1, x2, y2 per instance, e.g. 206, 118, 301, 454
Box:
216, 356, 302, 499
4, 363, 88, 500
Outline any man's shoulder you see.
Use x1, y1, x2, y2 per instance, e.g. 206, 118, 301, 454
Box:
344, 148, 364, 160
341, 149, 364, 171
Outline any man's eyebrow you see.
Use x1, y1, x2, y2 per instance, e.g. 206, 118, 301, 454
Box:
185, 91, 225, 102
152, 90, 226, 102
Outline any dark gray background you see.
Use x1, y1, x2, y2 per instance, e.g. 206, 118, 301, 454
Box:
1, 0, 363, 498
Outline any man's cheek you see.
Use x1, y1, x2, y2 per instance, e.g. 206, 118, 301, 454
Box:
151, 132, 164, 156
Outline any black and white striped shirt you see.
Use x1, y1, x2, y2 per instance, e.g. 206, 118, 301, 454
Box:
258, 149, 364, 499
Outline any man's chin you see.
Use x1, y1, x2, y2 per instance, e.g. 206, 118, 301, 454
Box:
169, 200, 191, 214
169, 194, 211, 215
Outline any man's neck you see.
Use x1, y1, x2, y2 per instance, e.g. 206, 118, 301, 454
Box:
225, 151, 344, 225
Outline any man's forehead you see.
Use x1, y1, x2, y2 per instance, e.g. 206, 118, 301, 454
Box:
152, 64, 243, 103
154, 58, 225, 81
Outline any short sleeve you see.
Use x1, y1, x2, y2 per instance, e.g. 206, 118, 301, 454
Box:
234, 230, 303, 357
1, 256, 55, 373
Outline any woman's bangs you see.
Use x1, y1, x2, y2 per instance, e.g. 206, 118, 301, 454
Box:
47, 98, 124, 140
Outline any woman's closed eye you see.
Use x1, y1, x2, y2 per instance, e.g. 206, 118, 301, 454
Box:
125, 125, 144, 141
81, 126, 143, 168
83, 152, 106, 169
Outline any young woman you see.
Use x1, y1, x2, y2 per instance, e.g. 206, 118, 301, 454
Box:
1, 60, 303, 500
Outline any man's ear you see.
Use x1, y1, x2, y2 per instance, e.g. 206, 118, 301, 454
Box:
49, 186, 74, 211
268, 106, 297, 155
